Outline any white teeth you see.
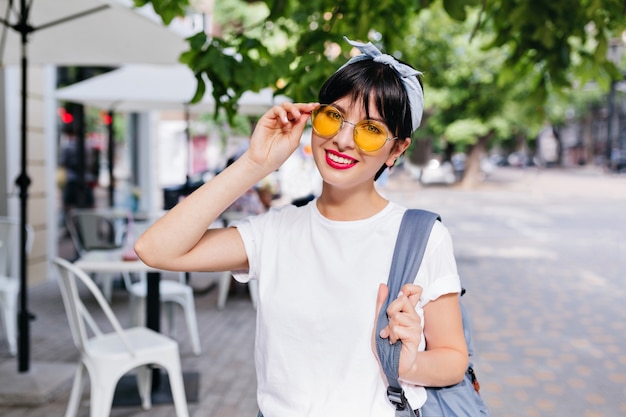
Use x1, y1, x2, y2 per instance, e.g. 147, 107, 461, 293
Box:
328, 152, 354, 165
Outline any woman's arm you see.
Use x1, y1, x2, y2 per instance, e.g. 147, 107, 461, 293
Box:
134, 102, 318, 273
408, 291, 468, 386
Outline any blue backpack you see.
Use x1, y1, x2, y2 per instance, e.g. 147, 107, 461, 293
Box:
376, 209, 491, 417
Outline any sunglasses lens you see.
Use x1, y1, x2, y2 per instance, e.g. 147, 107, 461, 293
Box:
312, 105, 391, 152
312, 106, 342, 137
354, 121, 388, 152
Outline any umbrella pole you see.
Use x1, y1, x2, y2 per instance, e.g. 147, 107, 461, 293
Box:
4, 0, 112, 375
108, 111, 115, 207
15, 0, 31, 373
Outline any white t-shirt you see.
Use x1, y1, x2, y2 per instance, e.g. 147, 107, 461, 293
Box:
233, 200, 461, 417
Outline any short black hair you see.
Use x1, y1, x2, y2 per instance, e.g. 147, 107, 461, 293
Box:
318, 59, 414, 141
318, 59, 420, 180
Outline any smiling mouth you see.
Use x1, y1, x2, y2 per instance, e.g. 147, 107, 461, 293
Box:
325, 150, 357, 169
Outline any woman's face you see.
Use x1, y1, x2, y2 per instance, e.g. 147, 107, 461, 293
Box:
311, 96, 410, 190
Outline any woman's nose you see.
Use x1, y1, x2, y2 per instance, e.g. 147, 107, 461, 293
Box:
332, 121, 357, 150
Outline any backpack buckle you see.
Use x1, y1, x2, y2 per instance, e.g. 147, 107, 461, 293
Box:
387, 386, 408, 410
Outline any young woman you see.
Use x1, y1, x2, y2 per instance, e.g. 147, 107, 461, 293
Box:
135, 38, 468, 417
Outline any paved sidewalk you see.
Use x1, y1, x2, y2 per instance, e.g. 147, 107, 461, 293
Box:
383, 166, 626, 417
1, 166, 625, 417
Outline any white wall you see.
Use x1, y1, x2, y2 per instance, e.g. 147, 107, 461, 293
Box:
1, 65, 57, 285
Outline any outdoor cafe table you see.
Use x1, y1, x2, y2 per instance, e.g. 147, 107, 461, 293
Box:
73, 248, 197, 405
73, 248, 162, 331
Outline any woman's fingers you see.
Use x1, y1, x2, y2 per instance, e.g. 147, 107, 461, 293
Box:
247, 102, 318, 170
384, 284, 423, 344
287, 102, 317, 121
400, 284, 423, 304
387, 285, 422, 317
268, 102, 317, 125
253, 102, 316, 137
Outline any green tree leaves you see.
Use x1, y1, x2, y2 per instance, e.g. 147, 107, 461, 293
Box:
141, 0, 625, 150
133, 0, 188, 25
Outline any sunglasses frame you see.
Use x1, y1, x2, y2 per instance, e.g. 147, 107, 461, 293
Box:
311, 104, 399, 152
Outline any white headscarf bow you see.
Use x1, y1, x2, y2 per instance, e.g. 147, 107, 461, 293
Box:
338, 36, 424, 132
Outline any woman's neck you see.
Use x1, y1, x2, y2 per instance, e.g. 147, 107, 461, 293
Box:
316, 184, 388, 221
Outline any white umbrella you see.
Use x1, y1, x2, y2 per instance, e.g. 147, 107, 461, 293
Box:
55, 63, 290, 207
55, 63, 290, 115
0, 0, 190, 374
0, 0, 189, 66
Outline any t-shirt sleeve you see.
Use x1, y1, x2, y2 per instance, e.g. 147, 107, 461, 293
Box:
230, 216, 257, 284
230, 204, 301, 284
230, 207, 281, 283
415, 221, 461, 305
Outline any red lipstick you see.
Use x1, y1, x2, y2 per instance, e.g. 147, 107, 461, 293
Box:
325, 149, 357, 170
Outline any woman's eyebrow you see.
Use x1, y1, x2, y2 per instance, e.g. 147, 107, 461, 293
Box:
332, 103, 385, 123
332, 103, 348, 114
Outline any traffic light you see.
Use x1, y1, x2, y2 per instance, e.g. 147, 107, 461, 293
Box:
58, 107, 74, 124
100, 111, 112, 125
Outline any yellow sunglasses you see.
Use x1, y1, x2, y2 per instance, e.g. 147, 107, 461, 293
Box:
311, 104, 399, 152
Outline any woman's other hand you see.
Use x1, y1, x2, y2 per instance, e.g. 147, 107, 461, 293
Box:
375, 283, 424, 377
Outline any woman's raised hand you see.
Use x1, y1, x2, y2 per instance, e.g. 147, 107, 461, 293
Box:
245, 102, 318, 172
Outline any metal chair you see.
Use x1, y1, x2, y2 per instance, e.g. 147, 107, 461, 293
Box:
66, 208, 131, 301
51, 257, 189, 417
122, 271, 201, 355
66, 208, 130, 254
0, 216, 33, 355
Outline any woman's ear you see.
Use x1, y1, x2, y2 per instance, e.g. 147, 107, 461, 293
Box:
386, 138, 411, 167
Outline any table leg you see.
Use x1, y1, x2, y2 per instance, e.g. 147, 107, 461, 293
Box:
146, 271, 161, 389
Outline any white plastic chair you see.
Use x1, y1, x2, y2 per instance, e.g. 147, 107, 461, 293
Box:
0, 217, 33, 355
122, 271, 201, 355
68, 208, 201, 354
51, 257, 189, 417
217, 271, 259, 310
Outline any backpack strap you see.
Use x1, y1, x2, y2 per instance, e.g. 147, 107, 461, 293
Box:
376, 209, 440, 417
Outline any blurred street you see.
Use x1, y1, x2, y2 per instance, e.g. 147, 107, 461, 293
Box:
1, 165, 625, 417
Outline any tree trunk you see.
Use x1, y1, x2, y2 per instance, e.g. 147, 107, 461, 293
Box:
409, 136, 432, 166
580, 111, 594, 166
460, 134, 491, 189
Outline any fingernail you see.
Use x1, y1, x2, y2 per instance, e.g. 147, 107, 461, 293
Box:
397, 291, 403, 298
